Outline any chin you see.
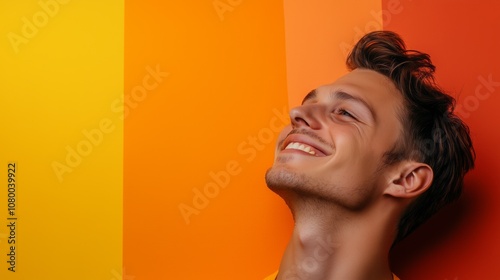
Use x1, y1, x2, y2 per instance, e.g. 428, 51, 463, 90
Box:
265, 165, 374, 210
265, 165, 304, 191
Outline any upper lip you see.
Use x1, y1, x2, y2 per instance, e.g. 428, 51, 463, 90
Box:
281, 132, 332, 156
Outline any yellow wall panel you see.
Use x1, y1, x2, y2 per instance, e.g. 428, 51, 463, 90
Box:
0, 1, 123, 279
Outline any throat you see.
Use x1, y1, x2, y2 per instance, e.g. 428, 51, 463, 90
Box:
277, 197, 396, 280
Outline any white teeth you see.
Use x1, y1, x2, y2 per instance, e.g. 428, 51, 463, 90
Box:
284, 142, 316, 155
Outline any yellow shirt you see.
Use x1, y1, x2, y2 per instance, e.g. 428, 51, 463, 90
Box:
264, 271, 400, 280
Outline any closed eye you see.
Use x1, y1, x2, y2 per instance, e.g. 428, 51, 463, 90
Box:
335, 108, 356, 120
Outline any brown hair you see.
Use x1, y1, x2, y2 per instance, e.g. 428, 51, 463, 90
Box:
346, 31, 475, 243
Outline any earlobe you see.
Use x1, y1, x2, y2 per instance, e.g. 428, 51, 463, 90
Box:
384, 163, 434, 199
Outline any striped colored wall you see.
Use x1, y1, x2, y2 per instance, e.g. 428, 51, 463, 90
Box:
1, 1, 498, 279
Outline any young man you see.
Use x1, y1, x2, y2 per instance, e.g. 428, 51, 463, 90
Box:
264, 31, 475, 280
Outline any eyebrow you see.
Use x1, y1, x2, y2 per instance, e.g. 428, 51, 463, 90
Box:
301, 89, 377, 122
301, 89, 317, 104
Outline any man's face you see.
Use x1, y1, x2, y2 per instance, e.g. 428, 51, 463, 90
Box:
265, 68, 405, 209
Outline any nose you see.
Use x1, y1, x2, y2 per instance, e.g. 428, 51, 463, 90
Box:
289, 103, 322, 130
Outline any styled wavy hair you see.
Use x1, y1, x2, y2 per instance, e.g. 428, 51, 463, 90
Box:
346, 31, 475, 243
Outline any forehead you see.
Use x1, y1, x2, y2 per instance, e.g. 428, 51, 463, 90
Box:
315, 68, 401, 104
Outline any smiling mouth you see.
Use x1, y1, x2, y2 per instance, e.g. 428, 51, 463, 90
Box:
279, 129, 333, 157
284, 142, 316, 155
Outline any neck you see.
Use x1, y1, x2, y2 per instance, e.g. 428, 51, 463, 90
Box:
276, 192, 399, 280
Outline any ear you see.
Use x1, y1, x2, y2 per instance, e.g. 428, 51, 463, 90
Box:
383, 162, 434, 199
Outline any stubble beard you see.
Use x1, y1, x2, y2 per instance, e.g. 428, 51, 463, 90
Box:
265, 162, 328, 200
265, 154, 309, 191
265, 161, 375, 211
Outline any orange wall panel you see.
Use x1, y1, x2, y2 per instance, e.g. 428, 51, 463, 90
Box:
284, 0, 383, 108
124, 1, 289, 279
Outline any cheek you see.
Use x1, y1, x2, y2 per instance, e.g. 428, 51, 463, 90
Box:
275, 125, 292, 150
331, 129, 361, 161
324, 132, 379, 177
